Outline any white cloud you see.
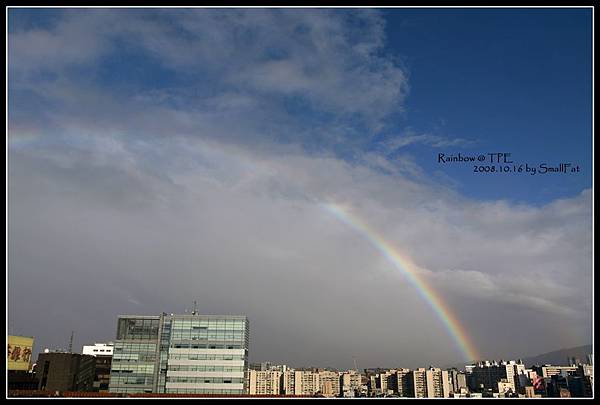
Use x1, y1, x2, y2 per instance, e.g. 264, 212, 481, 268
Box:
9, 9, 407, 135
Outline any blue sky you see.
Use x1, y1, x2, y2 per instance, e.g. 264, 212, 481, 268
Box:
377, 8, 592, 204
8, 8, 592, 368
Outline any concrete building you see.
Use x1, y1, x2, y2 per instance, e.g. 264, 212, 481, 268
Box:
108, 313, 249, 395
340, 370, 363, 397
497, 379, 514, 394
82, 343, 114, 392
425, 367, 451, 398
578, 364, 593, 388
367, 369, 395, 396
410, 367, 451, 398
514, 371, 531, 395
82, 342, 114, 357
248, 370, 282, 395
7, 370, 39, 391
282, 370, 320, 396
389, 368, 413, 397
318, 370, 340, 397
524, 386, 542, 398
566, 375, 593, 397
470, 360, 525, 393
455, 371, 468, 393
36, 352, 96, 392
537, 365, 578, 378
413, 368, 428, 398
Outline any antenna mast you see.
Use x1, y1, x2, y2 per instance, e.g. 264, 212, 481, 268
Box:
68, 331, 74, 353
192, 300, 197, 315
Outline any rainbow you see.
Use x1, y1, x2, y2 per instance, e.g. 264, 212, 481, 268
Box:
323, 202, 479, 362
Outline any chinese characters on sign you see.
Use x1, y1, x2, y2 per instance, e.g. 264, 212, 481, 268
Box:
8, 335, 34, 371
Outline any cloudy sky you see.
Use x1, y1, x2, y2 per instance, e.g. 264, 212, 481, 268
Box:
8, 8, 592, 369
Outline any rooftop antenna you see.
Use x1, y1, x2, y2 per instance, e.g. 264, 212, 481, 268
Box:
68, 331, 74, 353
192, 300, 197, 316
353, 356, 359, 373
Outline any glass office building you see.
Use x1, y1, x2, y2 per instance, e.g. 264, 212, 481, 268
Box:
109, 313, 249, 395
108, 316, 160, 393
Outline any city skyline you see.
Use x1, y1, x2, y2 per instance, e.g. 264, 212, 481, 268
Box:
10, 325, 594, 398
8, 7, 593, 371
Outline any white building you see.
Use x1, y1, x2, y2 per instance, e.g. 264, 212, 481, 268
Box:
82, 342, 114, 356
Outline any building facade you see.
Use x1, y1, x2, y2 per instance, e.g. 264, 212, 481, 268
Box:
340, 370, 363, 397
413, 368, 428, 398
82, 342, 114, 357
248, 370, 282, 395
108, 313, 249, 395
425, 367, 451, 398
282, 370, 320, 395
109, 315, 160, 394
388, 368, 414, 397
36, 352, 96, 392
470, 360, 525, 393
318, 370, 341, 397
82, 343, 114, 392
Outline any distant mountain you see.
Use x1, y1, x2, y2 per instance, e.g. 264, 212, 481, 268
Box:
443, 344, 592, 370
521, 344, 592, 367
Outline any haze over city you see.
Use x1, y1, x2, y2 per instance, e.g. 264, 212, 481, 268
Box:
8, 8, 592, 371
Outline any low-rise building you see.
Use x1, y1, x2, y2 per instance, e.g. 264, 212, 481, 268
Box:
36, 351, 96, 392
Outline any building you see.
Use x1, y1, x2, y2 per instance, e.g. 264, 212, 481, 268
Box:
410, 367, 451, 398
248, 370, 282, 395
389, 368, 413, 397
82, 343, 114, 392
108, 313, 249, 395
578, 364, 593, 387
497, 379, 514, 394
413, 368, 428, 398
470, 360, 524, 393
318, 370, 340, 397
248, 361, 287, 372
537, 365, 593, 398
282, 370, 320, 396
36, 352, 96, 392
8, 335, 38, 391
8, 335, 35, 371
425, 367, 451, 398
367, 369, 396, 397
524, 386, 542, 398
340, 370, 363, 397
7, 369, 39, 391
158, 314, 249, 395
536, 365, 578, 378
455, 371, 468, 393
82, 342, 114, 357
566, 375, 593, 398
514, 370, 531, 394
109, 315, 160, 394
